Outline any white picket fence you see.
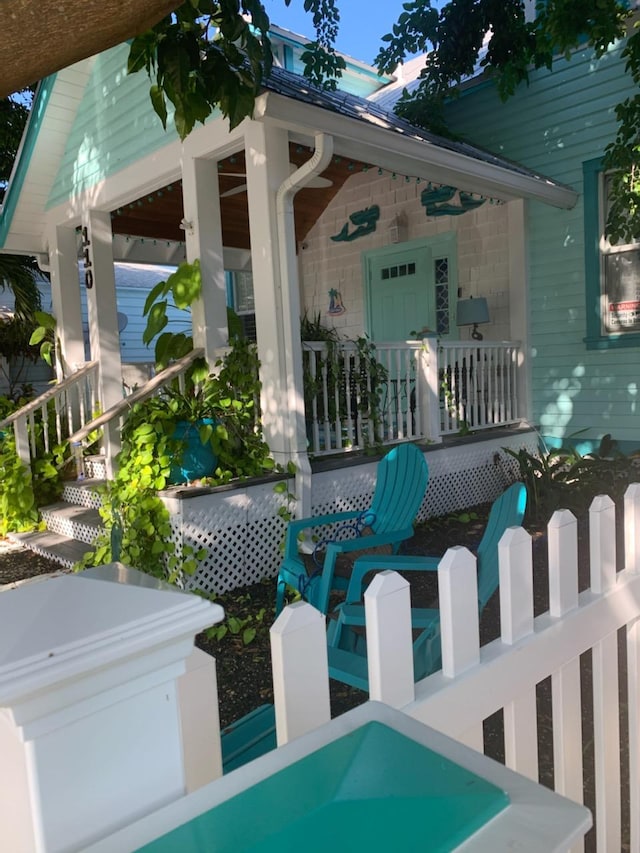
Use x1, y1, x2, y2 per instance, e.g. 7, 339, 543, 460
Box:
267, 484, 640, 852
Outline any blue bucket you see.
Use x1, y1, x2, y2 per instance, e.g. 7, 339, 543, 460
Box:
169, 418, 218, 484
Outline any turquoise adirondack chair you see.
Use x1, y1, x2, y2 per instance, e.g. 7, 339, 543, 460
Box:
276, 443, 429, 616
327, 481, 527, 690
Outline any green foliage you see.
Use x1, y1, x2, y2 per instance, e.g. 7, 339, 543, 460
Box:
143, 259, 203, 370
28, 311, 57, 367
603, 20, 640, 244
376, 0, 638, 238
504, 434, 636, 524
201, 338, 275, 482
0, 254, 43, 321
205, 586, 272, 646
128, 0, 344, 140
274, 462, 298, 556
0, 90, 33, 201
76, 338, 275, 581
0, 431, 39, 535
0, 395, 67, 535
301, 314, 388, 451
75, 396, 207, 582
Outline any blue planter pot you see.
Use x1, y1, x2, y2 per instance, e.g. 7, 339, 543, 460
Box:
169, 418, 218, 485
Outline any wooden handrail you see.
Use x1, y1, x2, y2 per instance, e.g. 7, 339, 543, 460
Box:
67, 348, 205, 445
0, 361, 99, 428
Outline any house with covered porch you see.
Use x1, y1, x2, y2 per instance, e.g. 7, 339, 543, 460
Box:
0, 26, 576, 587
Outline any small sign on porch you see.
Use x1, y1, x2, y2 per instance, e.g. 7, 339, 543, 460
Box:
327, 289, 346, 316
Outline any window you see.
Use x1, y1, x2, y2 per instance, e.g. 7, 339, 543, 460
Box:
584, 158, 640, 348
227, 270, 257, 341
434, 257, 451, 335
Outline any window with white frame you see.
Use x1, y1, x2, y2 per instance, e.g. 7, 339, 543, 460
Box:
600, 173, 640, 333
584, 158, 640, 348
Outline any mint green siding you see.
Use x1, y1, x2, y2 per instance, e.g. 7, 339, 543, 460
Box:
446, 41, 639, 451
48, 44, 179, 209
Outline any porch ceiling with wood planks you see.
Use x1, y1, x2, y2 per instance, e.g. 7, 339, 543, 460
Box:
109, 144, 367, 249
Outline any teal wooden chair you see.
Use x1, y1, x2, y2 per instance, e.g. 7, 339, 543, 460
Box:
220, 704, 276, 774
327, 481, 527, 690
275, 443, 429, 616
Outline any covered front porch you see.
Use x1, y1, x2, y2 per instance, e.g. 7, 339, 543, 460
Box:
0, 41, 576, 513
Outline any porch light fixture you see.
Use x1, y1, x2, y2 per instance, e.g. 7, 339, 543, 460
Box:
456, 296, 490, 340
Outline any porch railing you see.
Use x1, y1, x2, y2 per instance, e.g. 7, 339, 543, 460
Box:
0, 361, 99, 470
439, 340, 520, 436
303, 339, 521, 455
0, 350, 205, 479
67, 348, 206, 477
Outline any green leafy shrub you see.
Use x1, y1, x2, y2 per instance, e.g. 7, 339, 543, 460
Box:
0, 394, 67, 535
505, 434, 638, 525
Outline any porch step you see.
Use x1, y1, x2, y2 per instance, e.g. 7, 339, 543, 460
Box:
84, 454, 107, 480
61, 479, 106, 509
11, 483, 108, 570
8, 531, 94, 569
40, 502, 104, 545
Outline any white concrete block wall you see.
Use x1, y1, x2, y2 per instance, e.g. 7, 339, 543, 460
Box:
298, 170, 511, 342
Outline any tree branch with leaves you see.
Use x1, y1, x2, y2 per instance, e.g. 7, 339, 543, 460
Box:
127, 0, 345, 139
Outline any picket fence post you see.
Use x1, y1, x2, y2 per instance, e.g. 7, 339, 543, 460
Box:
498, 526, 538, 781
590, 494, 621, 852
365, 570, 414, 708
547, 509, 584, 852
625, 483, 640, 853
270, 601, 331, 747
438, 546, 482, 749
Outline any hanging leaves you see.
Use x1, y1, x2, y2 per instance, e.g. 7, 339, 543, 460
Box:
128, 0, 344, 139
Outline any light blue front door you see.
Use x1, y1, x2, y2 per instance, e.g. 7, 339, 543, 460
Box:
364, 236, 457, 342
366, 245, 433, 342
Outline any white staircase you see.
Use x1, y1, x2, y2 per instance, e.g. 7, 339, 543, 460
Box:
9, 456, 108, 568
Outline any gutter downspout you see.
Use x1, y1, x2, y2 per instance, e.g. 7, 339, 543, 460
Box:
276, 132, 334, 518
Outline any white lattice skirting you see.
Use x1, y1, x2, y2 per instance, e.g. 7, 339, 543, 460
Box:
167, 430, 538, 597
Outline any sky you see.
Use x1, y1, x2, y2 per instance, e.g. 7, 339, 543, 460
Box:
264, 0, 416, 66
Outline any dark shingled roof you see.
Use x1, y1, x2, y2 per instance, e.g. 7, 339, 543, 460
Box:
263, 64, 568, 188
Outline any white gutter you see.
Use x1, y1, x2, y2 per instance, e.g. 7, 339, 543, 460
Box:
276, 132, 334, 517
262, 93, 578, 209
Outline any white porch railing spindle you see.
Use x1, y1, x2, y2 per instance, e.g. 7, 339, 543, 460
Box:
340, 349, 350, 449
28, 412, 36, 458
77, 380, 87, 429
39, 403, 50, 454
310, 348, 320, 452
381, 347, 393, 441
320, 350, 330, 450
411, 347, 421, 437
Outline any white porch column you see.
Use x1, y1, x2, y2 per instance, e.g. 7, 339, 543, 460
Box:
507, 200, 531, 422
84, 209, 123, 476
244, 121, 297, 469
181, 156, 228, 362
47, 224, 85, 380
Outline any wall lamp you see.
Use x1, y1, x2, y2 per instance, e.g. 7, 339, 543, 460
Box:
456, 296, 490, 340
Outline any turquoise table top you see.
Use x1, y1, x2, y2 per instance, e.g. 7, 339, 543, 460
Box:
139, 721, 509, 852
